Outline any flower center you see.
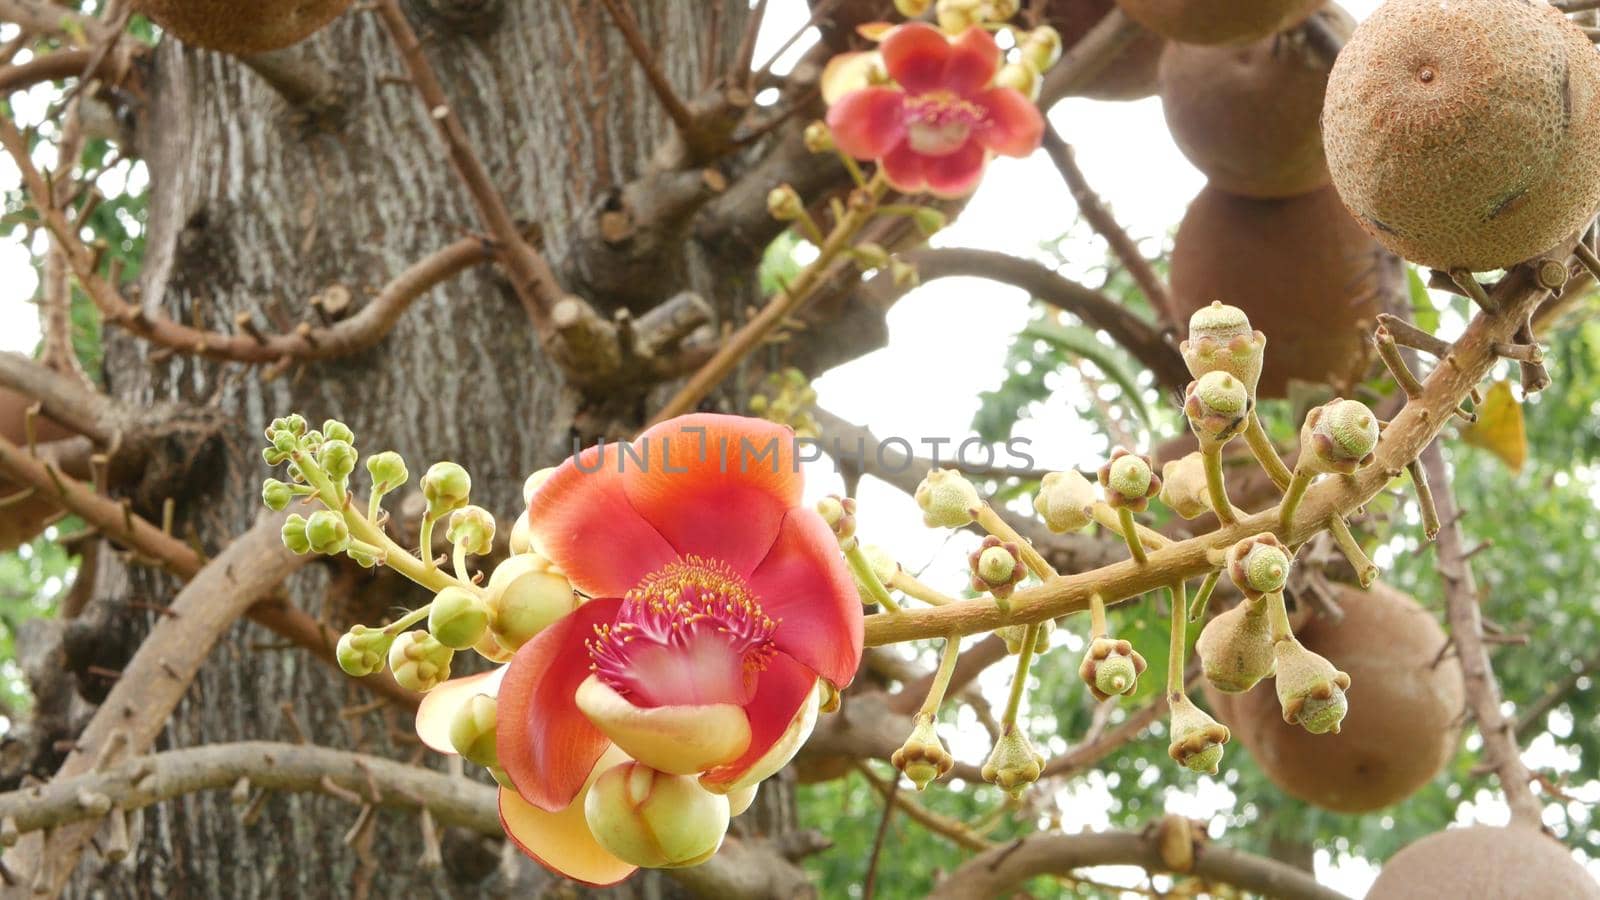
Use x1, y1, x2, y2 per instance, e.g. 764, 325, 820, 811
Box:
588, 557, 778, 708
904, 91, 984, 157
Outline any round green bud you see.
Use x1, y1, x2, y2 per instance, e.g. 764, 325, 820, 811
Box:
1274, 639, 1353, 735
1095, 653, 1138, 698
428, 586, 489, 651
1107, 454, 1153, 500
1184, 371, 1251, 446
262, 446, 289, 467
1304, 398, 1380, 474
281, 514, 312, 555
272, 431, 298, 454
321, 419, 354, 445
996, 61, 1040, 100
894, 0, 932, 16
421, 462, 471, 515
585, 762, 731, 869
1167, 694, 1230, 775
1159, 453, 1211, 520
1078, 636, 1147, 701
981, 728, 1045, 798
304, 509, 351, 555
1022, 25, 1062, 72
890, 715, 953, 791
1034, 469, 1096, 533
261, 479, 294, 512
318, 439, 358, 482
388, 630, 453, 693
365, 451, 409, 492
447, 505, 496, 556
914, 469, 980, 528
910, 206, 948, 238
816, 495, 856, 542
1181, 301, 1265, 391
1225, 533, 1292, 600
767, 184, 804, 222
485, 555, 579, 650
802, 120, 834, 153
977, 545, 1018, 584
448, 694, 499, 768
336, 624, 392, 678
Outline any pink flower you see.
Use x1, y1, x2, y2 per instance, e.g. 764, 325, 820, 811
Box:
826, 23, 1045, 198
415, 414, 863, 885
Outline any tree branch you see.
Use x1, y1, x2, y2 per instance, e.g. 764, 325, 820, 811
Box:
1422, 442, 1544, 827
894, 247, 1189, 390
928, 830, 1347, 900
1041, 126, 1172, 321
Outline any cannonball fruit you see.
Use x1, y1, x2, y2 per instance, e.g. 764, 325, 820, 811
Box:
1205, 582, 1464, 813
1168, 184, 1390, 398
1368, 826, 1600, 899
1158, 6, 1353, 198
136, 0, 355, 56
1322, 0, 1600, 271
1115, 0, 1324, 46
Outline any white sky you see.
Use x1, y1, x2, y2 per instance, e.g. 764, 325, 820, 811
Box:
5, 2, 1591, 896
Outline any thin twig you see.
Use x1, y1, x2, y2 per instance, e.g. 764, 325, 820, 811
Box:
596, 0, 696, 134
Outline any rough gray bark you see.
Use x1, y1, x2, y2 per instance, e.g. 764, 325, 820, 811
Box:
64, 2, 801, 896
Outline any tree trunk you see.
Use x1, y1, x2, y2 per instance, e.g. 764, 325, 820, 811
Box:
63, 2, 794, 895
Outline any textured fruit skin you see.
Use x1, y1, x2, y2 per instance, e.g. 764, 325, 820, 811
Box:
1168, 184, 1392, 398
1206, 582, 1464, 813
1115, 0, 1322, 46
0, 388, 75, 551
1158, 7, 1352, 198
1046, 0, 1167, 101
136, 0, 355, 55
1368, 826, 1600, 899
1322, 0, 1600, 271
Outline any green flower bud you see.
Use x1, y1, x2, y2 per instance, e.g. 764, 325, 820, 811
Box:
1167, 694, 1230, 775
1225, 533, 1291, 601
998, 619, 1054, 655
321, 419, 354, 445
421, 462, 471, 515
1196, 599, 1275, 694
281, 514, 312, 555
336, 624, 393, 678
272, 430, 298, 454
1301, 398, 1380, 476
969, 537, 1025, 600
484, 555, 579, 650
1180, 301, 1265, 394
584, 762, 731, 869
1098, 448, 1161, 511
995, 61, 1040, 101
1184, 371, 1251, 448
428, 586, 489, 650
365, 451, 409, 492
852, 242, 891, 271
1079, 636, 1148, 701
767, 184, 804, 222
304, 509, 351, 555
914, 469, 980, 528
261, 479, 294, 512
301, 430, 324, 451
1274, 639, 1352, 735
262, 446, 289, 467
802, 120, 834, 153
318, 439, 358, 482
447, 505, 496, 556
1160, 453, 1211, 520
817, 495, 857, 543
890, 714, 953, 791
448, 694, 498, 769
981, 726, 1044, 798
388, 630, 454, 693
894, 0, 932, 16
1021, 25, 1062, 72
1034, 469, 1096, 533
910, 206, 948, 238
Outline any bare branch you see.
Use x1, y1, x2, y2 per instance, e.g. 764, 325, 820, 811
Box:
928, 830, 1347, 900
1422, 442, 1544, 827
597, 0, 695, 135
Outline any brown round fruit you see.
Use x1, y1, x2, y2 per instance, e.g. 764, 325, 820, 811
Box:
1322, 0, 1600, 272
0, 387, 76, 552
1158, 7, 1352, 198
135, 0, 355, 56
1046, 0, 1166, 101
1368, 826, 1600, 899
1115, 0, 1324, 46
1205, 582, 1463, 813
1168, 184, 1392, 398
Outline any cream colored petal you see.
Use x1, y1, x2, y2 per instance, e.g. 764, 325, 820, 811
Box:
414, 666, 507, 754
499, 744, 636, 887
702, 678, 821, 795
575, 676, 752, 776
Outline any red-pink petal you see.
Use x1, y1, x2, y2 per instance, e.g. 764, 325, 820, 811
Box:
527, 446, 677, 598
622, 414, 803, 576
922, 139, 989, 198
880, 22, 953, 95
746, 509, 864, 687
699, 650, 817, 790
879, 142, 928, 194
826, 86, 908, 161
498, 598, 621, 811
974, 87, 1045, 157
942, 27, 1002, 96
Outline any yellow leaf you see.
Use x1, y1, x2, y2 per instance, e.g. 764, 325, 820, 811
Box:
1461, 380, 1526, 473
